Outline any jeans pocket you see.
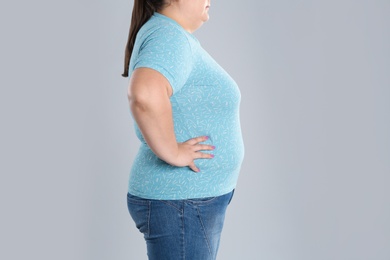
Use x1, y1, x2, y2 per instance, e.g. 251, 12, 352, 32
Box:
127, 193, 149, 205
127, 193, 150, 237
185, 196, 218, 205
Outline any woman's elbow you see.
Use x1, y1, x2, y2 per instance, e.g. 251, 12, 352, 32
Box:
127, 81, 152, 110
128, 93, 150, 115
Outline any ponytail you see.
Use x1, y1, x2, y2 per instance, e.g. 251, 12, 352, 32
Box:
122, 0, 168, 77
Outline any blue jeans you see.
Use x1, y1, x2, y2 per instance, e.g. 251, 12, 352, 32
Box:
126, 189, 235, 260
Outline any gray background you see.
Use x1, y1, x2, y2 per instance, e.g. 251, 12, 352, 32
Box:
1, 0, 389, 259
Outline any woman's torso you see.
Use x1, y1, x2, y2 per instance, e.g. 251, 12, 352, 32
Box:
127, 12, 245, 199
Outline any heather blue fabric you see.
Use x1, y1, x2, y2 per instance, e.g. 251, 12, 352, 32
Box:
127, 12, 245, 199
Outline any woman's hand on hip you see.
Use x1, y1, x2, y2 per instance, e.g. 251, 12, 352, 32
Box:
172, 136, 215, 172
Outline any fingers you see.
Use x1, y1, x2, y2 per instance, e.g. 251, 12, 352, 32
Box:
186, 136, 215, 152
194, 151, 214, 159
190, 138, 215, 159
186, 135, 209, 145
188, 162, 200, 172
185, 135, 215, 173
188, 151, 213, 172
196, 144, 215, 151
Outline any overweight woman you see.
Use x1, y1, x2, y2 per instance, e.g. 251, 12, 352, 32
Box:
121, 0, 245, 259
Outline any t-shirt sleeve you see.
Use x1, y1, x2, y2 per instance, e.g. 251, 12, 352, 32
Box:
132, 26, 193, 95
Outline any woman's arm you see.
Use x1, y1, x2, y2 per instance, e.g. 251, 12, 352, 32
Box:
128, 67, 214, 172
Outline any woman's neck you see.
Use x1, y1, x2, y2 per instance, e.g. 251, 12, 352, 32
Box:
156, 8, 195, 34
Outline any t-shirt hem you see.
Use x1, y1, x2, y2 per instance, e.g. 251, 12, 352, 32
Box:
127, 185, 236, 200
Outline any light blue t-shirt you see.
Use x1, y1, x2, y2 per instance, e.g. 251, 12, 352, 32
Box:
127, 12, 245, 200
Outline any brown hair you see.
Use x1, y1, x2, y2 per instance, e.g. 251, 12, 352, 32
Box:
121, 0, 170, 77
